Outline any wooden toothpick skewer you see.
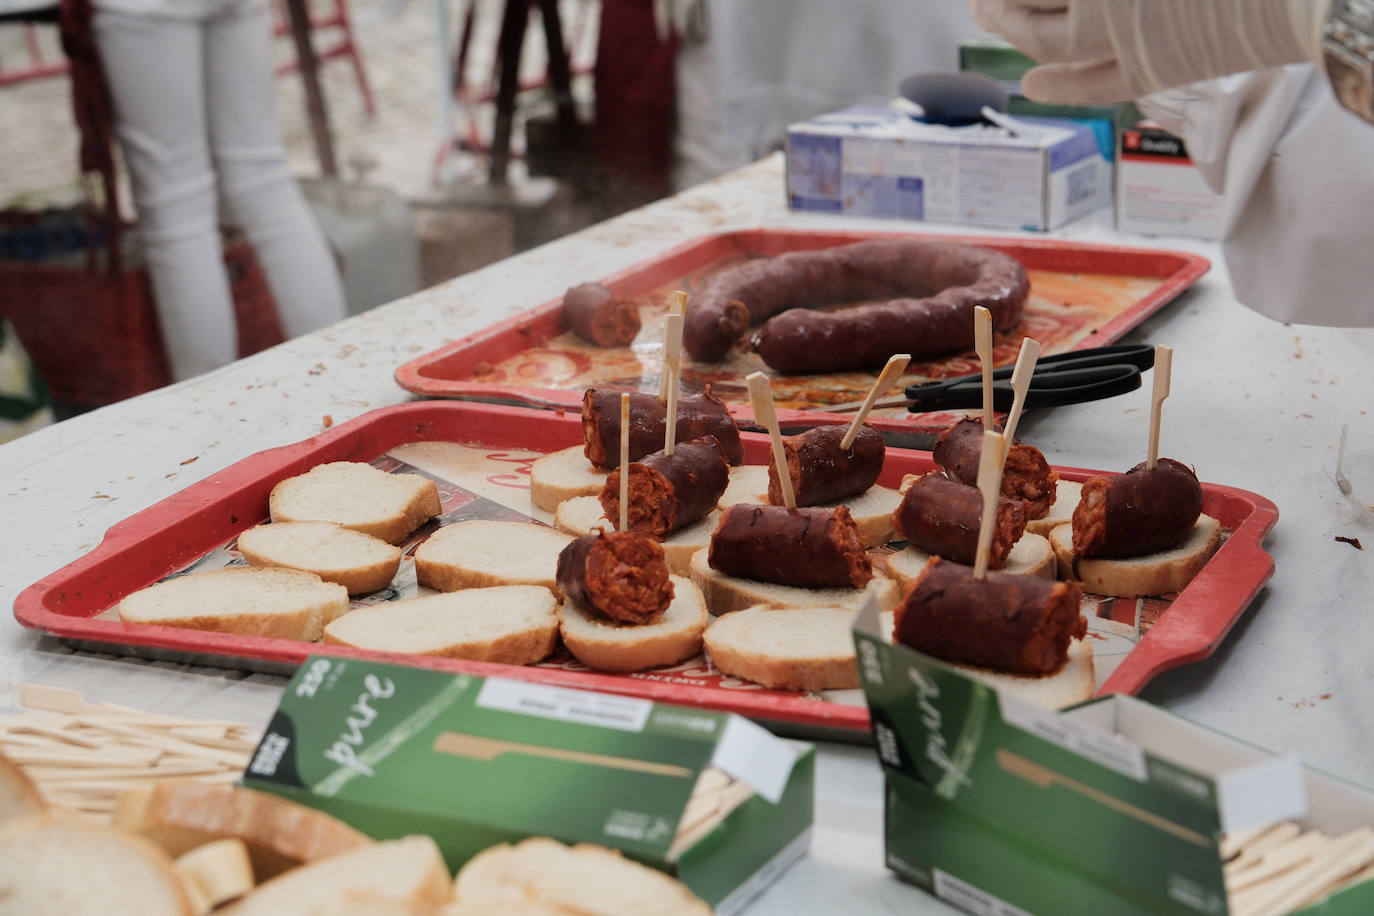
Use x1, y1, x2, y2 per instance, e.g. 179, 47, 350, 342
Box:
972, 429, 1008, 580
841, 353, 911, 450
747, 371, 796, 510
974, 306, 994, 429
1001, 337, 1041, 444
662, 311, 684, 457
1146, 345, 1173, 469
618, 393, 630, 532
659, 290, 687, 401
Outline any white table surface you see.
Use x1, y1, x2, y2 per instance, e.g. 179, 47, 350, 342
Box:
4, 153, 1374, 915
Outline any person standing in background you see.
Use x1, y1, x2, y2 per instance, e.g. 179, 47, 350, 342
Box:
70, 0, 346, 381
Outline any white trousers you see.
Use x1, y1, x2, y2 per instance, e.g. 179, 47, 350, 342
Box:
92, 2, 347, 381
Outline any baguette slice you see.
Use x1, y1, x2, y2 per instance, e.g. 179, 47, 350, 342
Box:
553, 496, 714, 576
948, 637, 1096, 710
269, 461, 441, 545
0, 812, 195, 915
1049, 515, 1222, 598
558, 576, 707, 673
453, 837, 712, 916
221, 835, 451, 916
885, 533, 1057, 588
1025, 479, 1083, 538
0, 747, 44, 827
716, 465, 901, 547
445, 902, 572, 916
530, 445, 608, 513
174, 838, 255, 914
688, 548, 900, 615
415, 520, 573, 593
703, 606, 860, 691
116, 567, 350, 641
113, 782, 371, 881
324, 586, 559, 665
236, 521, 402, 595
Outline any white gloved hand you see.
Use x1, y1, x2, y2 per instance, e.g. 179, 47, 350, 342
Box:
969, 0, 1329, 103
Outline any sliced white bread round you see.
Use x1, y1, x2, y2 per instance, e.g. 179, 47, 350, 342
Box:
1049, 515, 1222, 598
553, 496, 714, 576
445, 901, 572, 916
323, 586, 559, 665
885, 533, 1057, 589
219, 835, 451, 916
687, 548, 900, 615
112, 781, 372, 881
414, 520, 573, 593
948, 637, 1095, 710
317, 894, 448, 915
269, 461, 442, 545
235, 521, 402, 595
1025, 479, 1083, 538
173, 838, 255, 913
529, 445, 607, 513
116, 568, 350, 642
558, 576, 707, 673
713, 466, 900, 547
0, 748, 44, 828
452, 837, 712, 916
703, 605, 861, 691
0, 811, 195, 915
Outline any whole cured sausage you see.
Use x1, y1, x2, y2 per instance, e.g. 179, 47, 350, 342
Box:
708, 505, 873, 589
563, 283, 641, 348
581, 388, 743, 470
933, 417, 1058, 519
555, 530, 674, 625
601, 437, 730, 538
768, 424, 885, 507
683, 239, 1030, 372
1071, 458, 1203, 559
893, 556, 1086, 675
890, 472, 1027, 569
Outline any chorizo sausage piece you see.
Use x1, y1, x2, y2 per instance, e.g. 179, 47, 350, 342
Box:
768, 424, 886, 506
581, 388, 743, 470
893, 556, 1086, 675
555, 530, 675, 625
933, 417, 1058, 519
601, 437, 730, 538
1071, 458, 1203, 559
890, 472, 1027, 569
708, 504, 873, 589
563, 283, 641, 348
682, 239, 1029, 371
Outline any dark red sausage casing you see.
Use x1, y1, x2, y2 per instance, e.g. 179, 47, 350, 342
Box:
893, 556, 1086, 675
555, 530, 674, 625
768, 424, 885, 506
683, 239, 1029, 372
601, 437, 729, 538
933, 417, 1058, 519
563, 283, 641, 348
708, 504, 873, 589
890, 472, 1027, 569
581, 388, 743, 470
1072, 458, 1203, 559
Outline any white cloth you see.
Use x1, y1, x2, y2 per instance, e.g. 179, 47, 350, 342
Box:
673, 0, 980, 189
1141, 66, 1374, 327
92, 1, 345, 380
968, 0, 1326, 104
91, 0, 267, 20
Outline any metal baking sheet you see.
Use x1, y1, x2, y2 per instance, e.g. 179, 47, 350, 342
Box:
13, 401, 1274, 739
394, 229, 1211, 445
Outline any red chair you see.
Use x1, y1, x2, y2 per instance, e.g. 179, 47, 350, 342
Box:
273, 0, 375, 115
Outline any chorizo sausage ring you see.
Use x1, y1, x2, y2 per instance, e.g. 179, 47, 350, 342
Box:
683, 239, 1030, 373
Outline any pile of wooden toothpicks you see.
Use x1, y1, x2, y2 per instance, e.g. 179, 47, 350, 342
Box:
0, 683, 257, 821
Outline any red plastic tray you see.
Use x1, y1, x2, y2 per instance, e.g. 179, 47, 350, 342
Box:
14, 401, 1274, 738
395, 229, 1210, 443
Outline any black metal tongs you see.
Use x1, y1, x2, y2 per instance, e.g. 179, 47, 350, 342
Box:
833, 343, 1157, 413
